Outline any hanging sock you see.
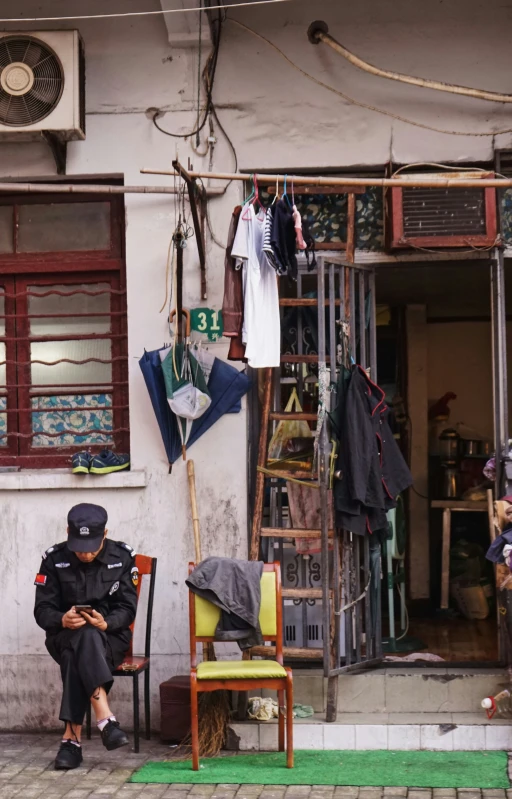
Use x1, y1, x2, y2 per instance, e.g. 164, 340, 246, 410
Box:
292, 205, 307, 250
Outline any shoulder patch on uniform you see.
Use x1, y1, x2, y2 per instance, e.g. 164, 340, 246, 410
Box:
131, 566, 139, 587
34, 574, 47, 586
120, 542, 136, 557
43, 542, 65, 560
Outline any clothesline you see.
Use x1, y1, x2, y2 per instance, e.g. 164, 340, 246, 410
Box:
141, 166, 512, 189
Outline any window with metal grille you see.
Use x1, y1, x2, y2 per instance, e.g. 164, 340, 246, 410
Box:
0, 193, 128, 468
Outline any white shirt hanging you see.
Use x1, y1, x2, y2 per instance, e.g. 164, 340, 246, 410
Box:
231, 203, 280, 369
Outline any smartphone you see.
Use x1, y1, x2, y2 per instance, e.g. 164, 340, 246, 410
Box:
75, 605, 94, 615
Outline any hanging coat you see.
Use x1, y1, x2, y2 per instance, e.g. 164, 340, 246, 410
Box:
222, 206, 246, 362
333, 365, 412, 535
186, 557, 264, 651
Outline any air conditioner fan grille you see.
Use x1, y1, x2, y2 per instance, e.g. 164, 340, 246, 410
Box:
0, 36, 63, 126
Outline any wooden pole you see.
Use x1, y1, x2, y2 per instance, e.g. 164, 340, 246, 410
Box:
187, 459, 216, 662
187, 460, 202, 562
0, 182, 224, 196
250, 367, 273, 561
141, 167, 512, 190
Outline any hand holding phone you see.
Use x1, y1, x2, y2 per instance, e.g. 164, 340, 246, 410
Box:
62, 606, 87, 630
75, 605, 94, 615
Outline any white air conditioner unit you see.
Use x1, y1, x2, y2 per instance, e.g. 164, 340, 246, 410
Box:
0, 30, 85, 142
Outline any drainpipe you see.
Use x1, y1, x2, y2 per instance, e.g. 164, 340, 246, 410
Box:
307, 20, 512, 104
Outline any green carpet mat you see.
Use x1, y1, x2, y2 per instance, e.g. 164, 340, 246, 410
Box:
130, 750, 509, 788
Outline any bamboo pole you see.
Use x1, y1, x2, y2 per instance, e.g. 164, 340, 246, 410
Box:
0, 182, 224, 196
187, 460, 202, 563
140, 167, 512, 190
307, 21, 512, 105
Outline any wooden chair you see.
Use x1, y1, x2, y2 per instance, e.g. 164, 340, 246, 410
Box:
188, 561, 293, 771
86, 554, 157, 753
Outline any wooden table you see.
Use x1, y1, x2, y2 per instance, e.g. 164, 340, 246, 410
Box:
431, 500, 488, 609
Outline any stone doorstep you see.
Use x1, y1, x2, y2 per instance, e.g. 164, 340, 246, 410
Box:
228, 715, 512, 752
285, 668, 508, 715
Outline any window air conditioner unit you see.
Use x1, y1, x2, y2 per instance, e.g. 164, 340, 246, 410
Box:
0, 30, 85, 141
386, 171, 497, 250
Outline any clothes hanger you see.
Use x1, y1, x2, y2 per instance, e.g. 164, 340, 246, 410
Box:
271, 176, 279, 206
251, 174, 265, 217
243, 174, 255, 205
242, 174, 255, 219
251, 174, 260, 206
282, 174, 292, 208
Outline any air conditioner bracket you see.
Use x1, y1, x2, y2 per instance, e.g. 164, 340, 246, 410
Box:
41, 131, 67, 175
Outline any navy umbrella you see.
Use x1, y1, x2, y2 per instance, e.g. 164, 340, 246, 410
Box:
139, 346, 250, 465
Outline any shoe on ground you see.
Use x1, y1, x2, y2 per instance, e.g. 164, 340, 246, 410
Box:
71, 452, 92, 474
54, 740, 83, 770
101, 719, 129, 751
89, 450, 130, 475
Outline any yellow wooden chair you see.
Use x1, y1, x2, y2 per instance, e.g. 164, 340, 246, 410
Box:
188, 561, 294, 770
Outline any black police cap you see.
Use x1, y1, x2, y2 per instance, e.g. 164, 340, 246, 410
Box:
67, 503, 108, 553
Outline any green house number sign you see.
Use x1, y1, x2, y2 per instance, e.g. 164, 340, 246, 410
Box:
190, 308, 224, 341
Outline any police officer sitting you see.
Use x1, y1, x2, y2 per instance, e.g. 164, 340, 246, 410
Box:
34, 503, 138, 770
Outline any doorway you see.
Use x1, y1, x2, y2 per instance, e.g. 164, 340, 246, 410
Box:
375, 259, 508, 663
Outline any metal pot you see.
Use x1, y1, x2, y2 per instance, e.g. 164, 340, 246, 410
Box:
442, 464, 459, 499
439, 428, 460, 461
461, 439, 481, 457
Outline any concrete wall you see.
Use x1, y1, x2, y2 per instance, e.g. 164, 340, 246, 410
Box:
0, 0, 246, 732
2, 0, 512, 727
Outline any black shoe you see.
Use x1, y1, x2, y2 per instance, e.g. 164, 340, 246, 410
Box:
54, 740, 83, 770
101, 720, 129, 751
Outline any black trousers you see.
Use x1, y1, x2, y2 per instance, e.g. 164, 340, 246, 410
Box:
46, 626, 129, 725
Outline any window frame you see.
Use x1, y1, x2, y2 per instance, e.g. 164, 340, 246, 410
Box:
0, 275, 18, 458
0, 192, 123, 266
0, 192, 128, 469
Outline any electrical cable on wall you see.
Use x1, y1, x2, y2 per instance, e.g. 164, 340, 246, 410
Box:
150, 7, 239, 251
0, 0, 292, 23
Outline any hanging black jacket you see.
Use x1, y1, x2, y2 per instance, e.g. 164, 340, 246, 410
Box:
333, 365, 412, 535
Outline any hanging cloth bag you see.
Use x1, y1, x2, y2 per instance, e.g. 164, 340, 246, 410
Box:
267, 388, 313, 471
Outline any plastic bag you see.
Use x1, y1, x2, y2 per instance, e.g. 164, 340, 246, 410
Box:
247, 697, 278, 721
267, 388, 313, 469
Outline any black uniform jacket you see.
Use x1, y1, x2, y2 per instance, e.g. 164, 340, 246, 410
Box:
34, 538, 138, 658
333, 365, 412, 535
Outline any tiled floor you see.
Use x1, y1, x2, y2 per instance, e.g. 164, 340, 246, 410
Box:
0, 733, 511, 798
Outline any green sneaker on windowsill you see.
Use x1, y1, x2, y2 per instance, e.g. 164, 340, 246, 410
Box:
89, 450, 130, 475
71, 452, 92, 474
